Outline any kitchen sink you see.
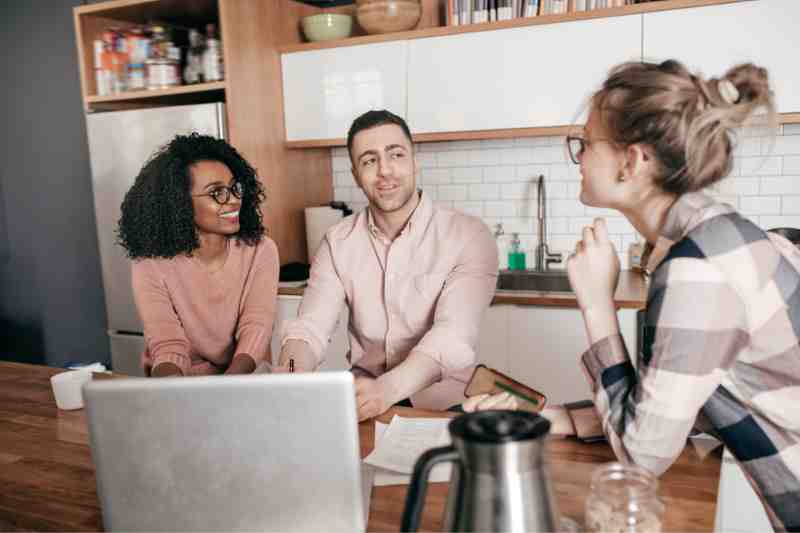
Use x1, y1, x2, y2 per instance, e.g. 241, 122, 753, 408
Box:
496, 269, 573, 293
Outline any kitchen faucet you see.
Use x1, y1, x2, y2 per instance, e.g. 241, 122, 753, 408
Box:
535, 175, 562, 271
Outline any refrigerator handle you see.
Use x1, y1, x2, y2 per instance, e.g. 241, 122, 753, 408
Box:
216, 102, 228, 141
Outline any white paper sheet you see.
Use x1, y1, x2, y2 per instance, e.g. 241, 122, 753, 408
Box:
364, 416, 453, 486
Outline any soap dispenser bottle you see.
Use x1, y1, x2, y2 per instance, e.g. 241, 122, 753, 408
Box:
508, 232, 526, 271
494, 223, 510, 270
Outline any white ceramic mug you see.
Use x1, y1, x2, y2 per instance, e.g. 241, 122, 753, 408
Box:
50, 369, 92, 410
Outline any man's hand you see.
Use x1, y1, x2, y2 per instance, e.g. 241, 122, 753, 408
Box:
224, 353, 256, 375
354, 376, 391, 422
278, 339, 317, 372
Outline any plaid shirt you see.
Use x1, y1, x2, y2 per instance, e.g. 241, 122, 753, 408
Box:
582, 192, 800, 531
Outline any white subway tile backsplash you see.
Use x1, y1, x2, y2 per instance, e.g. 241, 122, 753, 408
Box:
415, 152, 437, 168
469, 183, 500, 200
740, 196, 780, 215
437, 185, 468, 201
437, 150, 470, 167
484, 201, 518, 217
421, 168, 452, 185
784, 156, 800, 175
500, 182, 533, 200
449, 167, 482, 183
738, 156, 783, 176
329, 128, 800, 261
332, 156, 350, 172
484, 166, 517, 183
782, 197, 800, 215
760, 176, 800, 195
770, 135, 800, 155
552, 199, 585, 217
515, 165, 549, 182
468, 150, 501, 166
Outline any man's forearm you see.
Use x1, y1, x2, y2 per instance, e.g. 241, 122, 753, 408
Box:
376, 352, 442, 406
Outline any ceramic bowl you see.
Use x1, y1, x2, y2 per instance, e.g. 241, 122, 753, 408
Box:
301, 13, 354, 42
356, 0, 422, 35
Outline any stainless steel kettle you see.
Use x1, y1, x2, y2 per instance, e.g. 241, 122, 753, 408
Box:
401, 410, 559, 532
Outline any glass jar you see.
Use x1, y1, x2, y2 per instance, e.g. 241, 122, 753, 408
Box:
585, 462, 665, 533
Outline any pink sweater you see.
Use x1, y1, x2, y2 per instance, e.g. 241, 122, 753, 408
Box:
132, 237, 279, 375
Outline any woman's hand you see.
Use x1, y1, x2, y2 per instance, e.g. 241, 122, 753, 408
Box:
566, 218, 621, 343
462, 393, 520, 412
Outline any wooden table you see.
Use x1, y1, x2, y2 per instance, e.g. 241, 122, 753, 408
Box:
0, 361, 721, 531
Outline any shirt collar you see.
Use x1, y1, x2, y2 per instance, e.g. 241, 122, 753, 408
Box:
366, 189, 431, 242
644, 191, 734, 273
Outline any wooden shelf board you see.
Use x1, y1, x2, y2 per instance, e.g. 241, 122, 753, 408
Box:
85, 81, 226, 105
279, 0, 753, 54
75, 0, 217, 26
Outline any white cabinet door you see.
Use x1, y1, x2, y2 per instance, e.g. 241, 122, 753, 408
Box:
281, 41, 409, 141
477, 304, 511, 374
506, 306, 637, 405
714, 448, 772, 533
407, 15, 642, 134
643, 0, 800, 114
272, 295, 350, 371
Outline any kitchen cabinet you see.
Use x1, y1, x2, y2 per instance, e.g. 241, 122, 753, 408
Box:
483, 305, 638, 405
272, 295, 350, 371
407, 15, 642, 135
643, 0, 800, 114
281, 41, 409, 142
476, 304, 511, 373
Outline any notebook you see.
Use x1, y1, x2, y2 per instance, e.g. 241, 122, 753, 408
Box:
84, 372, 370, 532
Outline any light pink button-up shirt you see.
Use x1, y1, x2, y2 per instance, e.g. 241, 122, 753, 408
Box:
282, 192, 498, 409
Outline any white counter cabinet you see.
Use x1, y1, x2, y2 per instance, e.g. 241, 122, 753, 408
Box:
478, 304, 639, 405
407, 15, 642, 134
272, 294, 350, 371
281, 41, 409, 142
643, 0, 800, 114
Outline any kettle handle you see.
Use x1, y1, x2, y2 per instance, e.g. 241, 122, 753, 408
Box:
401, 445, 460, 532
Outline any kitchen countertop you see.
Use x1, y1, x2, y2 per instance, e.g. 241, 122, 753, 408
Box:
0, 361, 719, 531
279, 270, 648, 309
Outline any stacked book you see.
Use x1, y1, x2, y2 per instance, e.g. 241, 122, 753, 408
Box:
447, 0, 650, 25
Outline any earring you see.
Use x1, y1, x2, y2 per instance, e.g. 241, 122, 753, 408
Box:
618, 171, 626, 182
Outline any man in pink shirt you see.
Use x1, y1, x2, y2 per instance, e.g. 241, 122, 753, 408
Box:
279, 110, 498, 420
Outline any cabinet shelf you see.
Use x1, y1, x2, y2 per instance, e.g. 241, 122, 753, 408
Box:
85, 81, 226, 110
279, 0, 751, 54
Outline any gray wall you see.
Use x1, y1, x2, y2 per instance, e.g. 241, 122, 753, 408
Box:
0, 1, 110, 367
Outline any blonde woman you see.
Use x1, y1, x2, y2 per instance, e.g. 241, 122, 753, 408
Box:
471, 60, 800, 530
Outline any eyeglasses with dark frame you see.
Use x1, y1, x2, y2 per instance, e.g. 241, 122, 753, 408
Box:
565, 135, 615, 165
191, 181, 244, 205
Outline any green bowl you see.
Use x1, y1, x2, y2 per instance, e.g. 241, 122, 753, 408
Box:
301, 13, 354, 42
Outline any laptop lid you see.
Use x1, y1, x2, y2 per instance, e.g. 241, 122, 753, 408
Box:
85, 372, 365, 532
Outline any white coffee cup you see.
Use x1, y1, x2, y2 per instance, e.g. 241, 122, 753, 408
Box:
50, 369, 92, 410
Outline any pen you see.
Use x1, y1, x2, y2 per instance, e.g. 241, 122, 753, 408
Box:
289, 358, 294, 373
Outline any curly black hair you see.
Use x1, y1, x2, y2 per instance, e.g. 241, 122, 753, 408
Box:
117, 133, 266, 259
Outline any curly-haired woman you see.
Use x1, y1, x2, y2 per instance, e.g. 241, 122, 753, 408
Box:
118, 133, 279, 377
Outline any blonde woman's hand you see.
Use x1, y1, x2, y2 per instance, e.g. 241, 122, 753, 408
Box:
462, 392, 520, 412
566, 218, 621, 342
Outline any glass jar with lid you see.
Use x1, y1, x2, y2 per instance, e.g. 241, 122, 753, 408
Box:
585, 462, 665, 533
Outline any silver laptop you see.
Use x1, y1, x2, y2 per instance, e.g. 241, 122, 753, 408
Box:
85, 372, 372, 532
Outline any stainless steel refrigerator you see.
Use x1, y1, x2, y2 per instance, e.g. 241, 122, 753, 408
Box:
86, 102, 227, 376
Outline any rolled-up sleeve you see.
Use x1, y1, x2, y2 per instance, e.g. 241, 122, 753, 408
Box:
582, 256, 746, 475
406, 222, 499, 376
132, 260, 192, 375
234, 238, 280, 366
281, 236, 347, 366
